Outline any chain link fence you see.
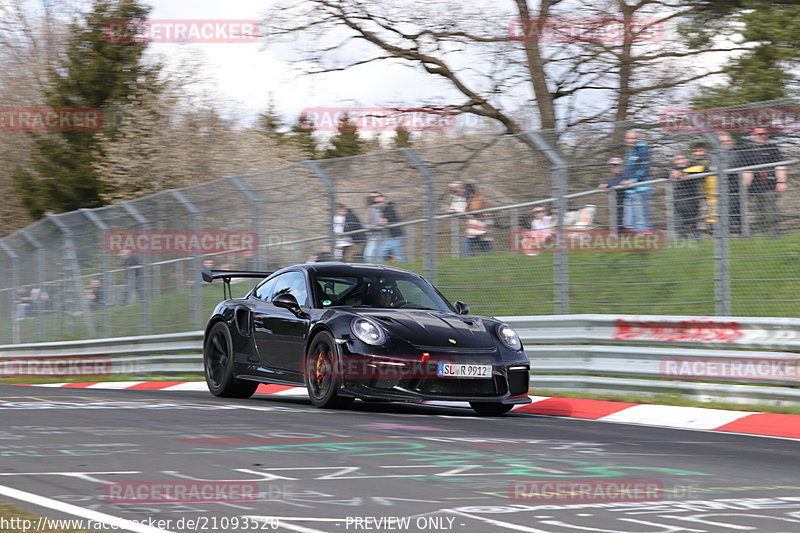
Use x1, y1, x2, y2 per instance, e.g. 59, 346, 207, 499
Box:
2, 99, 799, 343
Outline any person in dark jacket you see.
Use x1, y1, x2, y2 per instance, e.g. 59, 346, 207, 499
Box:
333, 203, 364, 261
598, 157, 626, 231
376, 194, 405, 263
741, 127, 788, 235
668, 151, 703, 239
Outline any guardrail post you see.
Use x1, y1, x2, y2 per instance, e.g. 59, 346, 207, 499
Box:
170, 190, 202, 330
120, 203, 150, 335
20, 230, 45, 341
46, 212, 95, 338
400, 148, 438, 281
80, 209, 111, 337
703, 132, 732, 316
525, 132, 569, 314
0, 241, 20, 344
304, 161, 338, 256
228, 175, 262, 271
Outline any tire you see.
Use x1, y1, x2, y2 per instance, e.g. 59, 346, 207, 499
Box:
304, 331, 355, 409
469, 402, 515, 416
204, 321, 258, 398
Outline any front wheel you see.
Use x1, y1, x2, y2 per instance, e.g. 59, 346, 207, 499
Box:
204, 321, 258, 398
304, 331, 355, 409
469, 402, 514, 416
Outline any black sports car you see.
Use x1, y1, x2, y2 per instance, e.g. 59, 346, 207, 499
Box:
201, 262, 531, 415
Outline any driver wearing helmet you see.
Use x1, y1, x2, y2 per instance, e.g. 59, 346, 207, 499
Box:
366, 280, 398, 308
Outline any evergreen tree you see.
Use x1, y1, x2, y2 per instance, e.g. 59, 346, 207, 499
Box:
687, 0, 800, 107
287, 112, 318, 159
324, 113, 365, 159
257, 94, 285, 139
392, 124, 413, 148
12, 0, 156, 218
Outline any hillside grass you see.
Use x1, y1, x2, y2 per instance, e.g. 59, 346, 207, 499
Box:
2, 233, 799, 343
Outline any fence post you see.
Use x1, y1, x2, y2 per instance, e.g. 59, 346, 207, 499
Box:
0, 241, 19, 344
120, 202, 150, 335
46, 212, 94, 338
608, 191, 618, 232
665, 180, 676, 241
228, 175, 262, 271
80, 209, 111, 337
740, 173, 750, 237
20, 230, 45, 341
525, 132, 569, 314
170, 191, 202, 330
400, 148, 438, 283
703, 132, 732, 316
304, 161, 338, 256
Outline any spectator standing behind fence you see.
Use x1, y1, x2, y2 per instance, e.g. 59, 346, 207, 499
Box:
446, 181, 468, 214
376, 194, 405, 263
84, 279, 104, 311
333, 203, 363, 261
598, 157, 625, 231
715, 131, 743, 234
363, 193, 385, 263
524, 205, 553, 256
669, 152, 702, 239
308, 242, 334, 263
742, 127, 788, 235
689, 142, 718, 234
463, 183, 493, 255
120, 249, 143, 304
621, 130, 652, 233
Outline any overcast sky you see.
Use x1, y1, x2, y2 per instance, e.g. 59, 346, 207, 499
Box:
144, 0, 462, 129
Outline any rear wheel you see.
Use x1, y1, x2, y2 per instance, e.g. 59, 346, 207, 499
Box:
304, 331, 355, 409
469, 402, 514, 416
204, 321, 258, 398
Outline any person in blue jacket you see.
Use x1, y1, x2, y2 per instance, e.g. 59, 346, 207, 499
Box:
620, 129, 652, 232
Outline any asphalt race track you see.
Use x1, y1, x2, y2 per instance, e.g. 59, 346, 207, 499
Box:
1, 384, 799, 533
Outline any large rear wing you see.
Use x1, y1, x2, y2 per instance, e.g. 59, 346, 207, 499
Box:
201, 267, 272, 299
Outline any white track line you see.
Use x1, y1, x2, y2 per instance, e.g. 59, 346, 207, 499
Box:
0, 483, 176, 533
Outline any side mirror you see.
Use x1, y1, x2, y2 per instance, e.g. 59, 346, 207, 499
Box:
272, 292, 309, 318
454, 301, 470, 315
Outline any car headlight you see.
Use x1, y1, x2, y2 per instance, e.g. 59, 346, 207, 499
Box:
351, 318, 387, 346
496, 323, 522, 351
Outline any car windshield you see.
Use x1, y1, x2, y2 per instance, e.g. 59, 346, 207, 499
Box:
312, 270, 454, 311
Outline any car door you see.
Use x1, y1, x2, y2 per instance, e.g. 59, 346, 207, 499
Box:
251, 271, 310, 377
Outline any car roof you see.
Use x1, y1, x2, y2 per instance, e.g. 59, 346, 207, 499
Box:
272, 262, 421, 278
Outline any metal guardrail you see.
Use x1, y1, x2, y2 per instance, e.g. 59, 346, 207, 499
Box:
500, 314, 800, 350
1, 315, 798, 405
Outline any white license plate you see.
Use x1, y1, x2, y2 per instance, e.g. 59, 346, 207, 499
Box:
437, 363, 492, 379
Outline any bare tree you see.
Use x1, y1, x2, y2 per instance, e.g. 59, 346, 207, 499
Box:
0, 0, 79, 235
262, 0, 747, 136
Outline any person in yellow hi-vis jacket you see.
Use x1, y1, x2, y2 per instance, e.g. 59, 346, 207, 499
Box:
689, 142, 717, 234
686, 142, 719, 233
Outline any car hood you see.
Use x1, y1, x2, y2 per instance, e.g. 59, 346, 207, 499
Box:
351, 309, 497, 350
